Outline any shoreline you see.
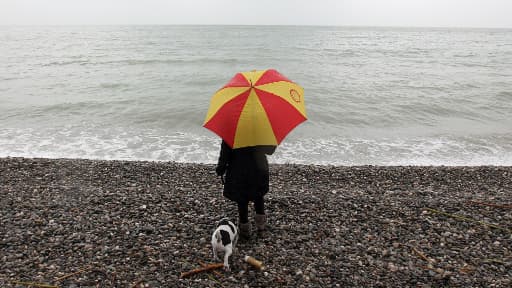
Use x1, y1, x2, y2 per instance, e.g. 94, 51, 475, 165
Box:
3, 155, 512, 166
1, 157, 511, 287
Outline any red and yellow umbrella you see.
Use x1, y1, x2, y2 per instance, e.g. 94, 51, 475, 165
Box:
203, 69, 307, 148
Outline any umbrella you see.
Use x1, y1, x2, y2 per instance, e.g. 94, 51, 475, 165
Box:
203, 69, 307, 148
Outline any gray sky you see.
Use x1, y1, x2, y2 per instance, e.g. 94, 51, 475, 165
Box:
1, 0, 511, 28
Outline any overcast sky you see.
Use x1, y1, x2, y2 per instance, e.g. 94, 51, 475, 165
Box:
1, 0, 511, 28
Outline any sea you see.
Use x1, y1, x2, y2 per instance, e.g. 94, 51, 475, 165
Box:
1, 25, 511, 166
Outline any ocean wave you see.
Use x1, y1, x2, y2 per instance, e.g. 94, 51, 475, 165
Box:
496, 91, 512, 101
1, 128, 511, 166
1, 76, 21, 81
37, 57, 241, 67
99, 82, 132, 89
41, 59, 91, 67
273, 135, 512, 166
21, 99, 137, 118
93, 57, 240, 67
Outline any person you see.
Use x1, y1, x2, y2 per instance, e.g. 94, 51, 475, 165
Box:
215, 140, 276, 239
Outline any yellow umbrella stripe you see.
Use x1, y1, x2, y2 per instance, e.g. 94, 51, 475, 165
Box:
233, 89, 278, 148
203, 86, 250, 124
255, 81, 307, 117
241, 70, 266, 85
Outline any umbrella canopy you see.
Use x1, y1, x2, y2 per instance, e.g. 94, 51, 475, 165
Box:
204, 69, 307, 148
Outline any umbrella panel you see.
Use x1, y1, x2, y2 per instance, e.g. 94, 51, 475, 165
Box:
233, 89, 278, 148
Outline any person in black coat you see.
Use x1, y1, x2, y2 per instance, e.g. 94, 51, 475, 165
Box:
215, 140, 276, 238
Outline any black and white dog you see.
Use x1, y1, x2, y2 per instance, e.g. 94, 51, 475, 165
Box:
211, 218, 238, 271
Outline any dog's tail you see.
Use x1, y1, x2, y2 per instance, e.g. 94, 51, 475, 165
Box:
214, 231, 221, 243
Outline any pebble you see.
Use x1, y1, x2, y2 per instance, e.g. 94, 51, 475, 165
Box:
0, 158, 511, 287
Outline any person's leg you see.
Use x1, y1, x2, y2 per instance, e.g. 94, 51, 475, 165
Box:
253, 196, 264, 215
237, 200, 251, 238
254, 196, 266, 231
237, 201, 249, 224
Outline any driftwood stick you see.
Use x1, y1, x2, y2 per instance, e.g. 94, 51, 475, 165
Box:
482, 258, 507, 265
199, 261, 223, 277
180, 263, 224, 278
410, 246, 433, 263
459, 264, 476, 274
55, 266, 93, 282
198, 261, 224, 287
10, 281, 58, 288
425, 208, 512, 233
466, 200, 512, 209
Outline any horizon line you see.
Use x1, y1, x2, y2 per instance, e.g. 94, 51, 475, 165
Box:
1, 23, 511, 30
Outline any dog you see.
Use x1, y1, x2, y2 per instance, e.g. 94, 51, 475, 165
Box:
211, 218, 238, 271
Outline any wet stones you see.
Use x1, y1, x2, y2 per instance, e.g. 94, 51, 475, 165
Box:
0, 158, 511, 287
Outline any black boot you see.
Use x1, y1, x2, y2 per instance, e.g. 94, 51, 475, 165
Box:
255, 214, 267, 231
239, 222, 251, 239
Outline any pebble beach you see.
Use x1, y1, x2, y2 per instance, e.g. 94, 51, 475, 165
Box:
1, 157, 511, 287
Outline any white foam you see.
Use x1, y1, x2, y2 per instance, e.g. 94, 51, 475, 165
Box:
271, 135, 512, 166
1, 128, 512, 166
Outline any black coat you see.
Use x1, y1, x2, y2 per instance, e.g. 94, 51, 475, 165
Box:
216, 141, 276, 203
